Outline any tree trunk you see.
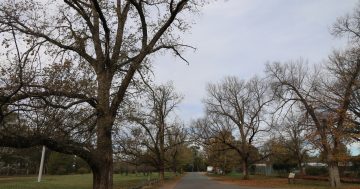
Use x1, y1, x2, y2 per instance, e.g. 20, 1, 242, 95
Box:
159, 121, 165, 181
242, 159, 249, 180
92, 73, 114, 189
159, 167, 165, 181
91, 133, 113, 189
159, 155, 165, 181
93, 115, 114, 189
328, 163, 341, 188
92, 163, 113, 189
7, 164, 10, 176
92, 128, 113, 189
324, 151, 341, 188
173, 164, 177, 176
298, 160, 305, 175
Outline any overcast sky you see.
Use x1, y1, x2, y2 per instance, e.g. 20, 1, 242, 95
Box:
152, 0, 360, 154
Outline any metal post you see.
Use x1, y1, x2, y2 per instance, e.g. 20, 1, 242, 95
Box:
37, 146, 46, 182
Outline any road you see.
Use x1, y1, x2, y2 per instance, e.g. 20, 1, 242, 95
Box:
172, 172, 270, 189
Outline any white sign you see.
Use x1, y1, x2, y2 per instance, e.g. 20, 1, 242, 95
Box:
288, 172, 295, 179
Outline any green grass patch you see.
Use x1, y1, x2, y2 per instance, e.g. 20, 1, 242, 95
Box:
0, 173, 176, 189
225, 172, 243, 178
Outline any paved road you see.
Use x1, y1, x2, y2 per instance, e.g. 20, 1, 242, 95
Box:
173, 172, 269, 189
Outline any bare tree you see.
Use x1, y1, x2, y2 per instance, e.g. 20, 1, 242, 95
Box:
348, 90, 360, 141
274, 108, 311, 175
0, 1, 201, 188
166, 123, 188, 175
332, 2, 360, 143
124, 82, 183, 181
266, 53, 360, 187
200, 126, 242, 174
115, 125, 145, 174
0, 25, 43, 125
196, 76, 272, 179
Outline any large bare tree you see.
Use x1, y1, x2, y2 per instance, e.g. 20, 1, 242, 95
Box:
196, 76, 272, 179
166, 123, 189, 175
0, 25, 43, 125
121, 82, 183, 181
332, 6, 360, 142
0, 1, 201, 188
273, 108, 310, 175
266, 54, 360, 187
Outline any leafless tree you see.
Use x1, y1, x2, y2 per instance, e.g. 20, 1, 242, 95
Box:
166, 123, 188, 175
195, 76, 272, 179
123, 82, 183, 181
0, 25, 43, 125
266, 53, 360, 187
332, 2, 360, 143
348, 90, 360, 141
195, 120, 242, 174
273, 107, 311, 175
0, 1, 202, 188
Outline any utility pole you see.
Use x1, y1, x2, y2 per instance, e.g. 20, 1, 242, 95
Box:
37, 146, 46, 182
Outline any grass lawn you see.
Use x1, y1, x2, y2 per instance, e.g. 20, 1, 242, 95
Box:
0, 173, 176, 189
208, 173, 360, 189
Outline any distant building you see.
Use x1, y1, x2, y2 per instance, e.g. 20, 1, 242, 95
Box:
253, 163, 273, 176
304, 162, 327, 167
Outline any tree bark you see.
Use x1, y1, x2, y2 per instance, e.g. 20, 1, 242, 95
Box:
91, 119, 114, 189
299, 164, 305, 175
174, 166, 178, 176
242, 159, 249, 180
327, 153, 341, 188
89, 71, 114, 189
159, 121, 165, 181
173, 159, 178, 176
298, 159, 305, 175
92, 161, 113, 189
328, 164, 341, 188
159, 166, 165, 181
92, 124, 114, 189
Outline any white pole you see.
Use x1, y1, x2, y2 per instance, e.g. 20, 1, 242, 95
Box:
37, 146, 46, 182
